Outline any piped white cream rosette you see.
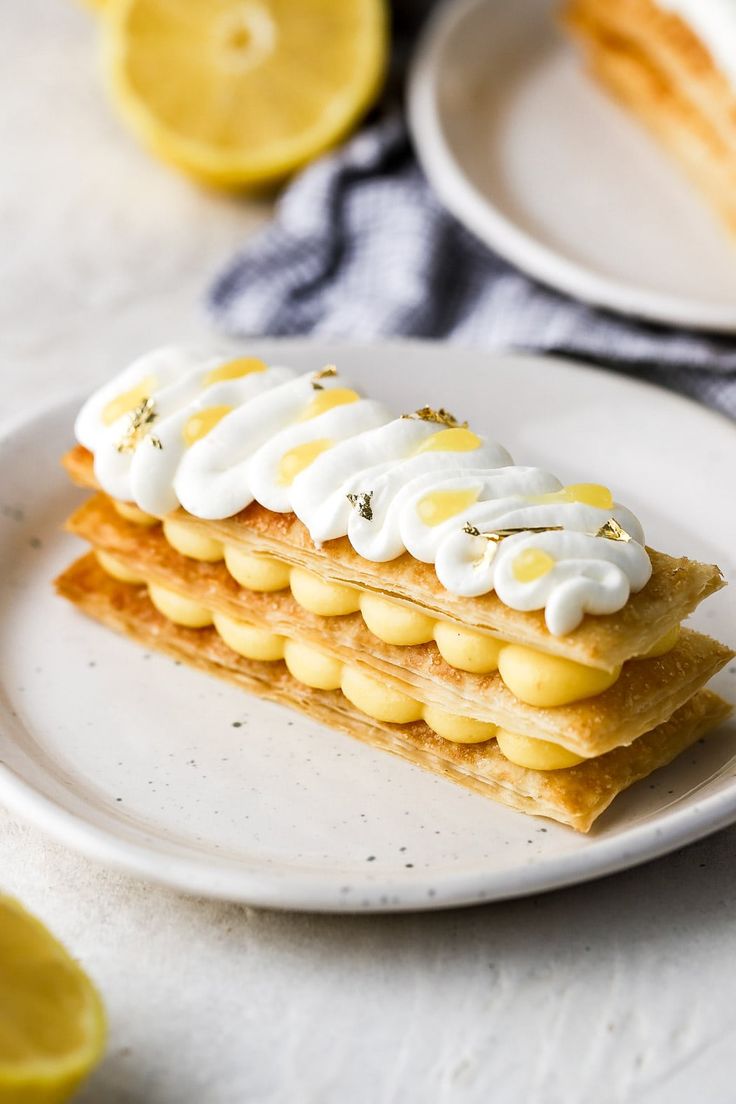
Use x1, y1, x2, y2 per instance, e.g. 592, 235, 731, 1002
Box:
173, 371, 375, 519
347, 467, 558, 563
490, 529, 652, 635
246, 397, 391, 513
74, 347, 655, 635
434, 499, 650, 634
290, 417, 512, 548
77, 347, 299, 513
74, 345, 221, 450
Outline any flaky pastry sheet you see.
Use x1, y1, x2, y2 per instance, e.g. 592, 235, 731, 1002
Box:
564, 0, 736, 230
63, 447, 725, 671
55, 554, 731, 833
66, 494, 734, 757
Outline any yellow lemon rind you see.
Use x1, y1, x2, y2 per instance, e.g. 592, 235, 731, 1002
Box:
101, 0, 389, 188
0, 897, 106, 1103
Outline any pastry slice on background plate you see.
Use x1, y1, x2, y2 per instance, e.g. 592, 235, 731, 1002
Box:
563, 0, 736, 231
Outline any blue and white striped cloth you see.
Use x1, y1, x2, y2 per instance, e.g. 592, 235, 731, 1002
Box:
208, 111, 736, 420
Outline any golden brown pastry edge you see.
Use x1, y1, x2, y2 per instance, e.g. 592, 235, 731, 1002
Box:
55, 552, 732, 833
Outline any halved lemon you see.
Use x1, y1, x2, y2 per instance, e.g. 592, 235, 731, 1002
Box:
102, 0, 389, 187
0, 896, 106, 1103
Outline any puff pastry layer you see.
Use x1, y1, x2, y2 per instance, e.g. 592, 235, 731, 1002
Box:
63, 446, 725, 671
56, 554, 731, 832
66, 492, 734, 758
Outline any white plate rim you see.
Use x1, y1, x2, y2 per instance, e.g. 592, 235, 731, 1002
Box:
408, 0, 736, 333
4, 743, 736, 911
0, 339, 734, 913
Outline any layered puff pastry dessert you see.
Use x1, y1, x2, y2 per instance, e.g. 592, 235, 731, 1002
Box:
563, 0, 736, 231
56, 348, 733, 832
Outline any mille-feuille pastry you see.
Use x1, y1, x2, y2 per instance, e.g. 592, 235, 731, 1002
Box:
563, 0, 736, 231
56, 347, 733, 832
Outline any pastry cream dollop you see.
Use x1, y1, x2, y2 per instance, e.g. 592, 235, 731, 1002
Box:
495, 729, 585, 770
95, 555, 668, 770
224, 546, 292, 592
95, 550, 145, 585
113, 500, 158, 527
162, 518, 224, 562
117, 517, 673, 709
78, 347, 652, 635
496, 646, 620, 708
97, 559, 509, 748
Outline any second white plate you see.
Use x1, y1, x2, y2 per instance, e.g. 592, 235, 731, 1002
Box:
409, 0, 736, 330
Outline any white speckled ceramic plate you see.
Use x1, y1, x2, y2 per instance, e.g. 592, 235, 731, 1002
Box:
0, 341, 734, 912
408, 0, 736, 330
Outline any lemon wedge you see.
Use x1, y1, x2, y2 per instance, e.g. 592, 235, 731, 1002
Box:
0, 896, 106, 1103
102, 0, 389, 186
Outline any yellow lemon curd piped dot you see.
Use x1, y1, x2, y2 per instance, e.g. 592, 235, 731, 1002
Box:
640, 624, 681, 658
512, 548, 556, 583
414, 428, 482, 454
289, 567, 361, 616
566, 483, 614, 509
0, 895, 106, 1104
298, 388, 360, 421
283, 640, 343, 691
432, 622, 504, 673
223, 546, 292, 592
162, 518, 224, 562
496, 729, 585, 770
416, 488, 480, 527
102, 0, 388, 188
422, 705, 496, 744
148, 584, 213, 628
203, 357, 267, 385
340, 667, 424, 725
182, 405, 233, 446
96, 550, 146, 585
277, 439, 334, 485
359, 592, 435, 646
113, 499, 159, 526
212, 612, 285, 662
527, 483, 614, 509
101, 375, 157, 425
498, 645, 621, 707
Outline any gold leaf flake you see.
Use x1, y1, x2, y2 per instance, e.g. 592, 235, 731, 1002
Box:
115, 397, 158, 454
401, 406, 467, 428
595, 517, 633, 543
463, 523, 563, 542
346, 491, 374, 521
312, 365, 338, 389
462, 517, 635, 571
461, 523, 564, 569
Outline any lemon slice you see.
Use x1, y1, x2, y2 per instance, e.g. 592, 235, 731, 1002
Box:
102, 0, 389, 186
0, 896, 106, 1103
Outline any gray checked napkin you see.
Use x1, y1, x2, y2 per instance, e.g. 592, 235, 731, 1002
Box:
208, 77, 736, 422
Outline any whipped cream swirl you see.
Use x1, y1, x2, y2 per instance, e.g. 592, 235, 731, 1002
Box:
75, 347, 653, 634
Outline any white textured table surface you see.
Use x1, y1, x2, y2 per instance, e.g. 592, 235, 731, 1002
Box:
3, 4, 736, 1103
